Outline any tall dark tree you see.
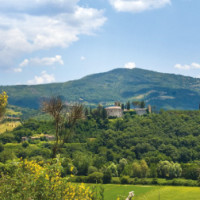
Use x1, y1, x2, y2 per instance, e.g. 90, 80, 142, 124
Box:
102, 107, 107, 120
85, 107, 89, 117
140, 100, 145, 108
126, 101, 130, 110
132, 101, 141, 108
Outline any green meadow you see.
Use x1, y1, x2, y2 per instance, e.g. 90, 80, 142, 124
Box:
102, 185, 200, 200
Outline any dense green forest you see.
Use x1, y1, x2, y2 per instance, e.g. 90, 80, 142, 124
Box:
1, 68, 200, 110
0, 107, 200, 185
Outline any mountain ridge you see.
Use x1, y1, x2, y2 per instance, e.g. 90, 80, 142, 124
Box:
1, 68, 200, 110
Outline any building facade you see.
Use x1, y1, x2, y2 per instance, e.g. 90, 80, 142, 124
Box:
105, 106, 123, 118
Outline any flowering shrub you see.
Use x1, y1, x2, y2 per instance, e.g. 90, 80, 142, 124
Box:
0, 156, 99, 200
0, 91, 8, 107
0, 91, 8, 119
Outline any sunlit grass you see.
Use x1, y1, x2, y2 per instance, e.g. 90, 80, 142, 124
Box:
5, 108, 22, 116
0, 121, 21, 134
102, 185, 156, 200
102, 185, 200, 200
135, 186, 200, 200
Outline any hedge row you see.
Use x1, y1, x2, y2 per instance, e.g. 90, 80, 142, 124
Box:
69, 175, 199, 187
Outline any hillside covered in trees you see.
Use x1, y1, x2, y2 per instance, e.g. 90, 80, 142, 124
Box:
1, 68, 200, 110
0, 108, 200, 184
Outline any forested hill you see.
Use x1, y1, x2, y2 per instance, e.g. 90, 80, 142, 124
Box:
1, 68, 200, 110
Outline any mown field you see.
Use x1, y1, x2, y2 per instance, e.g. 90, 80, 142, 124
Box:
102, 185, 200, 200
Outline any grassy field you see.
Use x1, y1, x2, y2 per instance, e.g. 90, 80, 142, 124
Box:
103, 185, 156, 200
0, 121, 21, 134
5, 108, 22, 116
102, 184, 200, 200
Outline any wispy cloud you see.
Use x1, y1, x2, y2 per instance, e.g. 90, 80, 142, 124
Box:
124, 62, 136, 69
14, 55, 64, 72
27, 71, 55, 85
0, 0, 106, 70
13, 68, 22, 73
80, 56, 86, 61
109, 0, 171, 13
20, 55, 64, 67
174, 63, 200, 70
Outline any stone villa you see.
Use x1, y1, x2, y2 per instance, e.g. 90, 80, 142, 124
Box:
105, 106, 123, 118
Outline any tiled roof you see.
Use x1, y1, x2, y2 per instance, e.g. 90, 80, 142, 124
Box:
105, 106, 122, 110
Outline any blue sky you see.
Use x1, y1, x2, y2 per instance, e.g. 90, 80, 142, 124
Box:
0, 0, 200, 85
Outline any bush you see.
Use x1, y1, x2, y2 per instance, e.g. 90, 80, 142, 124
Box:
0, 161, 18, 175
0, 157, 98, 200
120, 176, 130, 184
139, 178, 150, 185
29, 148, 51, 159
88, 172, 103, 183
0, 143, 4, 152
30, 156, 45, 162
0, 133, 15, 144
171, 179, 198, 186
130, 177, 152, 185
0, 150, 16, 163
111, 177, 120, 184
69, 176, 88, 183
22, 141, 29, 148
182, 163, 200, 180
151, 178, 158, 184
103, 169, 112, 184
88, 166, 98, 175
17, 150, 28, 159
42, 142, 53, 149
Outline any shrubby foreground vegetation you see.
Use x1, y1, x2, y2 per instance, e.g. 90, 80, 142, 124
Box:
0, 156, 101, 200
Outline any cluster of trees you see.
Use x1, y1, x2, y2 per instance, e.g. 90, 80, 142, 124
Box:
115, 100, 146, 110
157, 161, 182, 179
0, 100, 200, 182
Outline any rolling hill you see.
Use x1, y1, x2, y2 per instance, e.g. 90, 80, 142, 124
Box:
1, 68, 200, 110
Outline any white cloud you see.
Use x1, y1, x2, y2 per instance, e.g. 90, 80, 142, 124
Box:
124, 62, 136, 69
174, 62, 200, 70
109, 0, 171, 13
0, 0, 106, 70
20, 55, 64, 67
0, 0, 78, 15
27, 71, 55, 85
13, 68, 22, 72
191, 63, 200, 69
15, 55, 64, 72
80, 56, 86, 61
19, 59, 29, 67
